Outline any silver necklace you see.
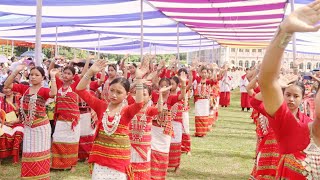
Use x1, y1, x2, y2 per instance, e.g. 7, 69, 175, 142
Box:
101, 102, 125, 136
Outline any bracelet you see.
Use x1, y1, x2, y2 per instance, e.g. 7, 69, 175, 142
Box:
84, 73, 92, 80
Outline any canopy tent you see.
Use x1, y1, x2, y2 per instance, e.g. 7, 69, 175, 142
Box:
0, 0, 216, 55
1, 0, 320, 56
147, 0, 287, 46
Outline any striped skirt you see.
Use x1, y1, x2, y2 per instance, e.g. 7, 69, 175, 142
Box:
194, 99, 209, 137
151, 125, 171, 180
168, 121, 183, 169
51, 120, 80, 169
181, 111, 191, 153
131, 147, 151, 180
21, 122, 51, 180
0, 124, 24, 163
78, 113, 96, 160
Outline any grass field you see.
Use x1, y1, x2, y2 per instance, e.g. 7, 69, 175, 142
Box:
0, 89, 256, 180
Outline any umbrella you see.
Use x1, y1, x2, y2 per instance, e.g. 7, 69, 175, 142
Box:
0, 55, 8, 63
20, 51, 46, 59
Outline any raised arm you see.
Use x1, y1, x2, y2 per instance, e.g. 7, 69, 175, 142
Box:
48, 68, 59, 97
77, 60, 108, 91
4, 64, 26, 89
178, 71, 187, 101
259, 1, 320, 117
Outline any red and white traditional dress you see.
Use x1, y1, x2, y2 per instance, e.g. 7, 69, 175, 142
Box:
51, 76, 81, 169
76, 89, 143, 179
78, 90, 98, 160
249, 96, 280, 180
168, 99, 185, 170
266, 102, 314, 179
192, 70, 212, 137
181, 91, 191, 154
151, 92, 178, 180
0, 94, 23, 163
129, 101, 158, 180
240, 75, 251, 109
208, 80, 219, 131
219, 72, 232, 107
13, 84, 52, 180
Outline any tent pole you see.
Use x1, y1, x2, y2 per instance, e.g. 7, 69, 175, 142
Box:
98, 33, 101, 59
55, 26, 58, 57
290, 0, 296, 63
11, 40, 14, 58
35, 0, 43, 66
140, 0, 144, 61
94, 46, 97, 58
212, 41, 215, 63
6, 40, 8, 57
177, 23, 180, 61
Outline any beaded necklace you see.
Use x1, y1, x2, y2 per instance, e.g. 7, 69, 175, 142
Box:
101, 101, 126, 136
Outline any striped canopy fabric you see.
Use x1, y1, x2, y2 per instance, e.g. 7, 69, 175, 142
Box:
147, 0, 288, 46
0, 0, 217, 54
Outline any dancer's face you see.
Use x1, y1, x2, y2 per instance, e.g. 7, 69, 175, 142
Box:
62, 69, 74, 82
284, 85, 303, 112
108, 83, 127, 105
29, 69, 44, 85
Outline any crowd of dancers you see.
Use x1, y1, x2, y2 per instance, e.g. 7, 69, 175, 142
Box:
0, 50, 238, 179
2, 1, 320, 179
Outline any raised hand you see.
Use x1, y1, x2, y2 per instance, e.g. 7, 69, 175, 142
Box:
159, 85, 172, 93
281, 1, 320, 33
90, 60, 108, 74
15, 64, 26, 72
50, 68, 60, 77
179, 71, 187, 83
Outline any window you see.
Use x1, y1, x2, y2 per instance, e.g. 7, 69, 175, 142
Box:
231, 60, 235, 65
245, 60, 249, 68
251, 61, 256, 67
231, 48, 235, 52
258, 49, 262, 53
307, 62, 312, 70
239, 49, 244, 52
252, 49, 257, 53
239, 60, 243, 67
290, 62, 294, 69
245, 49, 250, 52
299, 63, 304, 70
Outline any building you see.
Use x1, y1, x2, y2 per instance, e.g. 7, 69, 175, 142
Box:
187, 47, 320, 72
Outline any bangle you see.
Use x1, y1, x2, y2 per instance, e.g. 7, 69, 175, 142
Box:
84, 73, 92, 80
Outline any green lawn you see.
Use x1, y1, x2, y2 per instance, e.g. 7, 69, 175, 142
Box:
0, 89, 256, 180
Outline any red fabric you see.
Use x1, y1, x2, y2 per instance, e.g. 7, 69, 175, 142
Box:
219, 92, 230, 106
127, 94, 135, 105
12, 84, 50, 101
78, 135, 95, 160
90, 81, 100, 91
132, 161, 151, 180
129, 106, 158, 161
21, 150, 51, 180
264, 101, 313, 179
51, 143, 79, 169
0, 129, 23, 163
75, 89, 143, 174
151, 92, 179, 110
194, 116, 208, 137
151, 150, 169, 180
181, 134, 191, 153
168, 142, 181, 168
255, 131, 280, 179
0, 94, 23, 163
241, 92, 251, 108
55, 76, 81, 129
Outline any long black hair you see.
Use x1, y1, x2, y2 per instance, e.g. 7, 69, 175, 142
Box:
109, 77, 130, 93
